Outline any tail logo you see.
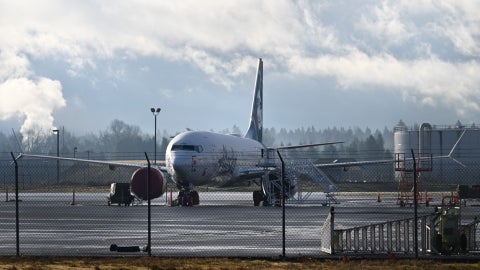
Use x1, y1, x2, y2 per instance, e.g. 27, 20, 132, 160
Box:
244, 58, 263, 143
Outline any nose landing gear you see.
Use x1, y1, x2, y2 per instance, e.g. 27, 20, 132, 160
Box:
174, 189, 200, 206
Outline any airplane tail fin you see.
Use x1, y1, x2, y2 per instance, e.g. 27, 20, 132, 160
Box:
244, 58, 263, 143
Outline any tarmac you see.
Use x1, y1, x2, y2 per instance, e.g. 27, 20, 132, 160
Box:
0, 191, 478, 257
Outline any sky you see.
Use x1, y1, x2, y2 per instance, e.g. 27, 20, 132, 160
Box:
1, 0, 479, 141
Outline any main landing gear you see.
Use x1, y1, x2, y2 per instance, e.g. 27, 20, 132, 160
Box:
253, 190, 269, 206
252, 173, 286, 206
173, 189, 200, 206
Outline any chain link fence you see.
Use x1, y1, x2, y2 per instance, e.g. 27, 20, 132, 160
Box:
0, 152, 479, 258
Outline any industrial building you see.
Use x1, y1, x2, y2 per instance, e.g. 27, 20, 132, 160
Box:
393, 120, 480, 204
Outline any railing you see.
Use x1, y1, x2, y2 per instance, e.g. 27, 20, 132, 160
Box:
321, 208, 480, 255
333, 214, 433, 254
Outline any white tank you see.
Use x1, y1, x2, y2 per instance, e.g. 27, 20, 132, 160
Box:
393, 120, 416, 182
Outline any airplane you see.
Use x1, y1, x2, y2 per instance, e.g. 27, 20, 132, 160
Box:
19, 58, 465, 206
165, 58, 272, 206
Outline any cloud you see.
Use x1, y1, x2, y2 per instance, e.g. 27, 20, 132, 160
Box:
288, 50, 480, 115
435, 2, 480, 56
0, 51, 32, 81
0, 48, 67, 143
359, 2, 414, 46
0, 77, 66, 139
0, 0, 479, 133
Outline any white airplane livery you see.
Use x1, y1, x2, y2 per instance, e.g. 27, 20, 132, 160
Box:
164, 58, 267, 205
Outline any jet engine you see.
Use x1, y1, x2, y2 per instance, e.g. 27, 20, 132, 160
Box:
130, 167, 166, 200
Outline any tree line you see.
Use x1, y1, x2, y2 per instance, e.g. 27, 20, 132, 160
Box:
0, 119, 394, 161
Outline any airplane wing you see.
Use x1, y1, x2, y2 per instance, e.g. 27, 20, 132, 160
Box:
315, 128, 467, 169
276, 141, 344, 150
234, 166, 277, 179
316, 157, 406, 168
316, 154, 465, 170
315, 157, 418, 169
18, 153, 169, 172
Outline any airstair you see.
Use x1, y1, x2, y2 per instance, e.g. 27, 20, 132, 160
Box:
262, 152, 338, 206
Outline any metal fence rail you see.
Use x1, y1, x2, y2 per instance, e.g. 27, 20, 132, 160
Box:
327, 210, 480, 256
332, 214, 433, 254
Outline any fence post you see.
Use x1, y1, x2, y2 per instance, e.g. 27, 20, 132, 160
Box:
10, 152, 20, 257
276, 149, 286, 258
330, 206, 335, 254
411, 149, 419, 258
144, 152, 151, 256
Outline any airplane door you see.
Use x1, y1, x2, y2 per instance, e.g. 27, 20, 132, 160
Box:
191, 156, 197, 172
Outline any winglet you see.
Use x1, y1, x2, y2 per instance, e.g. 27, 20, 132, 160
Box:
244, 58, 263, 143
448, 129, 466, 157
447, 129, 467, 167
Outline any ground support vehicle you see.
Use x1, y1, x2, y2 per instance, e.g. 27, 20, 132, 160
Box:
107, 183, 135, 206
431, 201, 471, 254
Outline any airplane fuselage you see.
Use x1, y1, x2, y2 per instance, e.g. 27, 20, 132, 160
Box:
165, 131, 266, 188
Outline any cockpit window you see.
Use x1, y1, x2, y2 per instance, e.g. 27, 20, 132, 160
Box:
171, 144, 203, 152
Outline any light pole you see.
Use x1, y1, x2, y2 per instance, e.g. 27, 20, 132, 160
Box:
150, 108, 161, 165
52, 129, 59, 184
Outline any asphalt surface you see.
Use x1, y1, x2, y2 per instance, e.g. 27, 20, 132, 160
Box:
0, 192, 478, 257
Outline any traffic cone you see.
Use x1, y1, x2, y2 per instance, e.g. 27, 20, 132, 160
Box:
377, 193, 382, 203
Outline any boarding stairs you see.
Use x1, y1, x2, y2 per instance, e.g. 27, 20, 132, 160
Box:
287, 158, 338, 205
263, 154, 338, 206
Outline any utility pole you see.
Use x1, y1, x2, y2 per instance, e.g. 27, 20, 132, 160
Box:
150, 108, 161, 165
53, 129, 59, 184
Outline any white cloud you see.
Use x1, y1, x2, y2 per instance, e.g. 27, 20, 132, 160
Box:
0, 51, 32, 81
359, 1, 414, 46
437, 2, 480, 56
0, 0, 479, 133
288, 51, 480, 116
0, 49, 66, 141
0, 77, 66, 141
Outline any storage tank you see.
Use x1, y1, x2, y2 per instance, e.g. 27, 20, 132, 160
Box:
394, 120, 414, 180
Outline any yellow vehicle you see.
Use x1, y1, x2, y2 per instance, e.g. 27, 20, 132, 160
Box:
434, 201, 467, 254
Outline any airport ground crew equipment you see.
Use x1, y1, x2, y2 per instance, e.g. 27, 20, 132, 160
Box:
432, 202, 468, 254
107, 182, 134, 206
